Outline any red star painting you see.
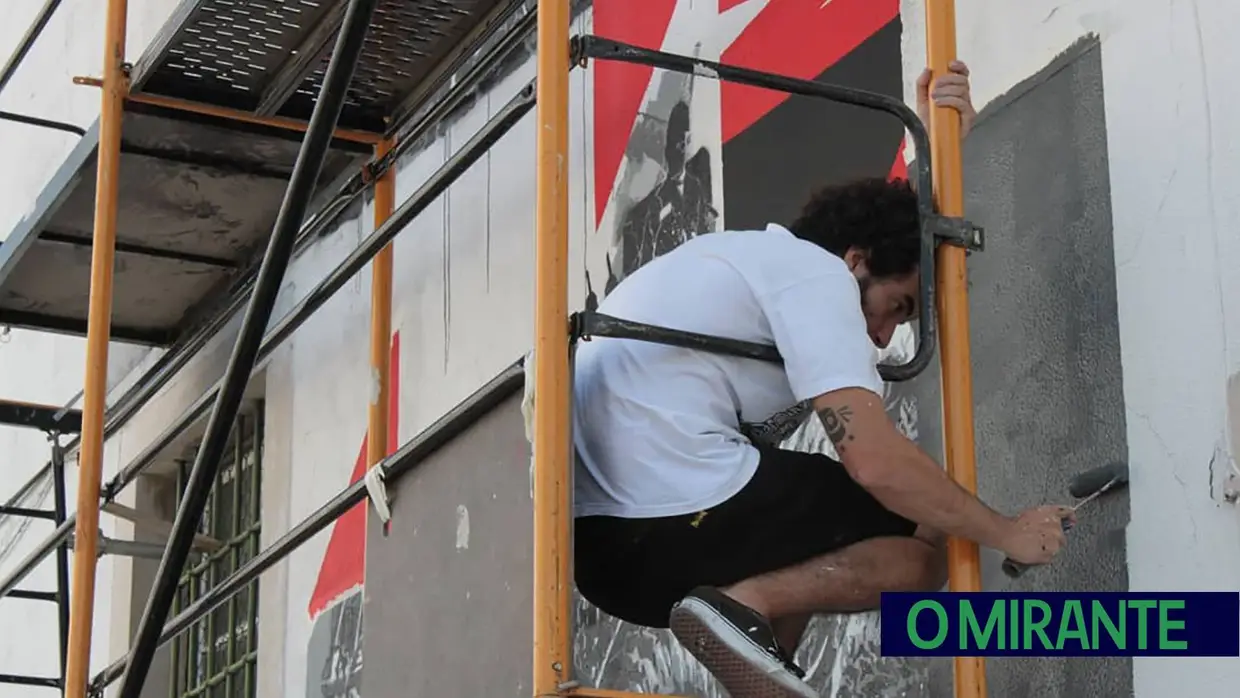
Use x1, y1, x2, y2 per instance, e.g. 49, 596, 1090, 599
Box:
589, 0, 907, 297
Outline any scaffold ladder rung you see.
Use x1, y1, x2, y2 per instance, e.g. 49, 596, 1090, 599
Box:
0, 673, 62, 688
9, 589, 59, 602
0, 505, 57, 520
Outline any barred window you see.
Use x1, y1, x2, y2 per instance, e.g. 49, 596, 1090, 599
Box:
170, 406, 263, 698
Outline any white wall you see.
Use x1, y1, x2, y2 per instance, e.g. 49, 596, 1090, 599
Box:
902, 0, 1240, 694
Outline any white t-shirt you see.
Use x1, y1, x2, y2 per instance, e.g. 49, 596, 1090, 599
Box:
573, 223, 884, 519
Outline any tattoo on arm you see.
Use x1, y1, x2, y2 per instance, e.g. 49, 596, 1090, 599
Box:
817, 405, 855, 451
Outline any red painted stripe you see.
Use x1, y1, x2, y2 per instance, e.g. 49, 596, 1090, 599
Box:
888, 137, 908, 181
308, 332, 401, 618
591, 0, 679, 226
719, 0, 748, 12
720, 0, 897, 143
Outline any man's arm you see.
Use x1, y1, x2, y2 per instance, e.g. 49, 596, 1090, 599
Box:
813, 387, 1014, 550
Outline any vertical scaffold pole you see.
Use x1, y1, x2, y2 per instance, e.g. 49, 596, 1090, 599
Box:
51, 436, 71, 681
368, 139, 396, 472
532, 0, 572, 695
925, 2, 986, 697
64, 0, 128, 695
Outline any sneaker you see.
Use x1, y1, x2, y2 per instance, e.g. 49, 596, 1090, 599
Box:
669, 586, 817, 698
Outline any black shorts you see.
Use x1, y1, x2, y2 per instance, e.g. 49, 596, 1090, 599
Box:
574, 446, 918, 629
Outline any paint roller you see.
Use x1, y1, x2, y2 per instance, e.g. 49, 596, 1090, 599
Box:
1000, 461, 1129, 579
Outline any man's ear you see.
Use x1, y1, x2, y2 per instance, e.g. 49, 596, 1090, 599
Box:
842, 247, 868, 272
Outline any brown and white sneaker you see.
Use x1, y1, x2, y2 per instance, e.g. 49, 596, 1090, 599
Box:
669, 586, 817, 698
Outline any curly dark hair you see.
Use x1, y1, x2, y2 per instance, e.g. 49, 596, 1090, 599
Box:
786, 177, 921, 279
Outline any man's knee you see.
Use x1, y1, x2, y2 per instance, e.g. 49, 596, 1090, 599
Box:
909, 529, 949, 591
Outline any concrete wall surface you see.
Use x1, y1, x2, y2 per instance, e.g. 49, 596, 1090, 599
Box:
0, 0, 1237, 698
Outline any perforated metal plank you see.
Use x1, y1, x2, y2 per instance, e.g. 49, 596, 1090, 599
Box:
131, 0, 506, 133
0, 109, 366, 345
131, 0, 345, 112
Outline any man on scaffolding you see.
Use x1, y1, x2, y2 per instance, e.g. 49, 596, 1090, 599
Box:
572, 62, 1075, 697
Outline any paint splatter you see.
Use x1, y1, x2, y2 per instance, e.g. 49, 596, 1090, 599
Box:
455, 504, 471, 550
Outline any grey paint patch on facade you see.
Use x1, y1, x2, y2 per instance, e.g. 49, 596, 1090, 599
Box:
363, 394, 534, 697
906, 36, 1132, 698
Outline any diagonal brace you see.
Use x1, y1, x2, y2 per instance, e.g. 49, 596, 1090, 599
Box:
113, 1, 383, 696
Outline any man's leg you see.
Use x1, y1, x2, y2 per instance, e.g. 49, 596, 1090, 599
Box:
755, 524, 946, 652
668, 534, 944, 698
725, 527, 947, 623
664, 447, 943, 698
771, 615, 811, 656
750, 527, 945, 654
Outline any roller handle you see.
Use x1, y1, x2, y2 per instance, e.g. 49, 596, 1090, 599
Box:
1001, 518, 1074, 579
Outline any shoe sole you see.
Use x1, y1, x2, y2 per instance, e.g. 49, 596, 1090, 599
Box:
669, 597, 818, 698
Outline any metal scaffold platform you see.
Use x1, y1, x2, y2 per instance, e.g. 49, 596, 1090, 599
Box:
0, 1, 986, 698
0, 0, 505, 347
132, 0, 503, 133
0, 110, 368, 344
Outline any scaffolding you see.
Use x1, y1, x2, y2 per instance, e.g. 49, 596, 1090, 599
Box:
0, 1, 984, 698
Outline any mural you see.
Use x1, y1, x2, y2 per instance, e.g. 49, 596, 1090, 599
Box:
576, 0, 935, 695
304, 333, 401, 698
307, 594, 365, 698
597, 49, 717, 299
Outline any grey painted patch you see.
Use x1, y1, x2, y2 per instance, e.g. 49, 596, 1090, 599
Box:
905, 36, 1132, 698
363, 394, 533, 697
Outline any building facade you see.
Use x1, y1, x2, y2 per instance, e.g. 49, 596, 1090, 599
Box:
0, 1, 1237, 697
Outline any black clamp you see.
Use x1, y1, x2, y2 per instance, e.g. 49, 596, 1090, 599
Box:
925, 213, 985, 252
568, 312, 589, 343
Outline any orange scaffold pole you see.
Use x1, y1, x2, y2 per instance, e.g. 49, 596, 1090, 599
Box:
925, 1, 986, 697
368, 138, 396, 475
531, 0, 572, 696
64, 0, 129, 695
